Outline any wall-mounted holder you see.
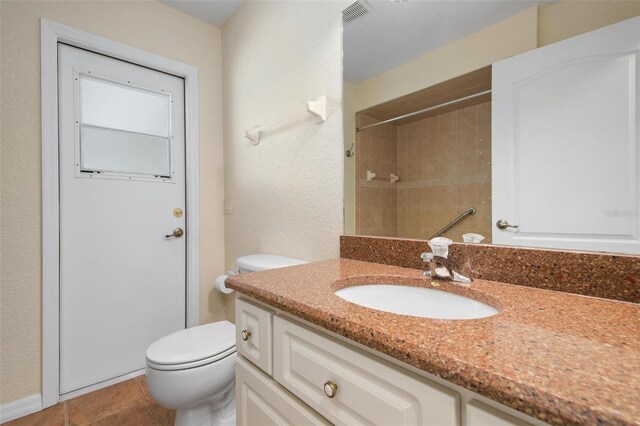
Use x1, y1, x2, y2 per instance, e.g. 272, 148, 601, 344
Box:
307, 95, 327, 122
367, 170, 399, 183
243, 95, 327, 145
345, 143, 355, 158
243, 125, 261, 146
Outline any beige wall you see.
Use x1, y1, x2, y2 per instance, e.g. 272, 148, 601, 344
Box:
538, 1, 640, 47
221, 0, 349, 320
0, 0, 225, 405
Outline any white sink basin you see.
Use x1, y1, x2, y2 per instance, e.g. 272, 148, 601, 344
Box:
334, 284, 498, 320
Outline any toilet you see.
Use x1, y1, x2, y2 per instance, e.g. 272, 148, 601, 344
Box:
145, 254, 306, 426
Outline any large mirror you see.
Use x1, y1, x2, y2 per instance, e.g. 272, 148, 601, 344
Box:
343, 0, 640, 254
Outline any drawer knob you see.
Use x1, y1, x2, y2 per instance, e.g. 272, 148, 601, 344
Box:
323, 381, 338, 398
241, 329, 251, 341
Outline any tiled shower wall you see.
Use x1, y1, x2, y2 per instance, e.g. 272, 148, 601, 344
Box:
355, 102, 492, 242
355, 115, 397, 236
396, 102, 492, 242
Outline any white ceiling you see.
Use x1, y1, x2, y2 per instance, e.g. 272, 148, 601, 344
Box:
160, 0, 541, 82
160, 0, 245, 28
344, 0, 541, 84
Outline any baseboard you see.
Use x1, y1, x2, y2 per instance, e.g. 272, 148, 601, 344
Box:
0, 394, 42, 424
60, 368, 145, 401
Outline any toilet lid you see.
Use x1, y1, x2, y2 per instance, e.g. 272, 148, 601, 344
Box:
146, 320, 235, 367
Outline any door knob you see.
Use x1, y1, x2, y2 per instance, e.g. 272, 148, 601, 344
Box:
241, 330, 251, 341
164, 227, 184, 239
496, 219, 519, 230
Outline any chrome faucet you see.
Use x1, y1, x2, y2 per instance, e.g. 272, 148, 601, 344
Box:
421, 238, 472, 285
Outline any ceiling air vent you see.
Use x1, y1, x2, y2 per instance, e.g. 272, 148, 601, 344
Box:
343, 0, 373, 24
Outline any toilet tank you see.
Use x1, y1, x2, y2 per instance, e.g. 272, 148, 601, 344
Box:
236, 254, 307, 274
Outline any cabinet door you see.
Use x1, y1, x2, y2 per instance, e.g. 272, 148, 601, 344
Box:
236, 297, 273, 375
492, 17, 640, 254
273, 316, 460, 426
466, 400, 533, 426
236, 357, 330, 426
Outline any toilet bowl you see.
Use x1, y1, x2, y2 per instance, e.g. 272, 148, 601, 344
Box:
145, 254, 306, 426
146, 321, 236, 426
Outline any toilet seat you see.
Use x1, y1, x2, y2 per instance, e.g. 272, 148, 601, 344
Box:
146, 320, 236, 371
147, 346, 236, 371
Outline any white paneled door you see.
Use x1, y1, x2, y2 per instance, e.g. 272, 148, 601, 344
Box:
58, 44, 186, 394
492, 17, 640, 254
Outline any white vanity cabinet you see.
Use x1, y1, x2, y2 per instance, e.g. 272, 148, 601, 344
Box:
465, 401, 532, 426
236, 357, 330, 426
235, 297, 542, 426
236, 297, 273, 375
273, 315, 459, 425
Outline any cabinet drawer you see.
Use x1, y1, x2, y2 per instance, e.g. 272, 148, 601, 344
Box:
236, 357, 330, 426
274, 316, 460, 426
236, 298, 273, 375
466, 400, 533, 426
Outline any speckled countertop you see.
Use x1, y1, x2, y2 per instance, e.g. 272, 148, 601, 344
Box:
226, 258, 640, 426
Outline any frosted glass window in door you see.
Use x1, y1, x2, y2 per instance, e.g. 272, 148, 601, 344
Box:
80, 76, 170, 136
81, 126, 170, 176
78, 75, 172, 178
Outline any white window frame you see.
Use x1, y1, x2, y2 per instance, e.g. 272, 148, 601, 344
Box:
41, 19, 200, 408
74, 70, 176, 182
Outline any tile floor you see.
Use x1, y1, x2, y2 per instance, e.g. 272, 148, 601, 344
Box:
5, 376, 175, 426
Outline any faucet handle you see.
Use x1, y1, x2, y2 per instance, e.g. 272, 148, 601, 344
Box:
428, 237, 453, 258
420, 252, 434, 262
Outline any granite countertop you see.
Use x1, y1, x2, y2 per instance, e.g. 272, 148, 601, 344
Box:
226, 258, 640, 426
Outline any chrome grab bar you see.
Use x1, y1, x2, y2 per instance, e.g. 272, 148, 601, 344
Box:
429, 208, 476, 239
